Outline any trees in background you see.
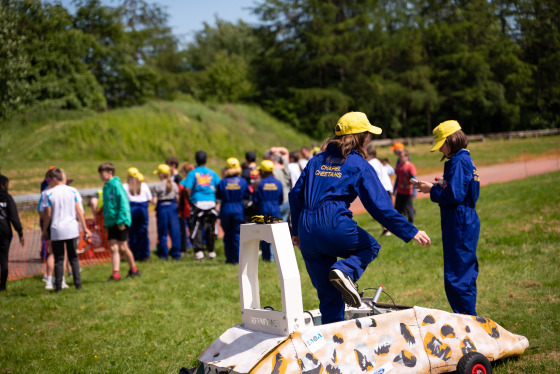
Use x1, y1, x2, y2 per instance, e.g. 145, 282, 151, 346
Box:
0, 0, 558, 136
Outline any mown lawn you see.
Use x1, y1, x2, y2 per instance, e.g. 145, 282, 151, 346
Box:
1, 171, 559, 373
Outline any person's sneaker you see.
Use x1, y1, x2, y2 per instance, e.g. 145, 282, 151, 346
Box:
329, 269, 362, 308
76, 285, 82, 290
45, 280, 54, 290
42, 275, 48, 282
207, 251, 217, 260
61, 281, 69, 289
107, 275, 121, 282
194, 252, 204, 261
382, 229, 392, 237
127, 269, 141, 278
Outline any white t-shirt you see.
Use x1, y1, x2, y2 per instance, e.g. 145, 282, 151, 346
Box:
369, 158, 393, 193
39, 186, 83, 213
44, 184, 82, 241
288, 162, 302, 188
123, 182, 153, 203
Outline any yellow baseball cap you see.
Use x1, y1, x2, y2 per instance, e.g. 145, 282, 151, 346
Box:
431, 120, 462, 152
127, 167, 140, 178
226, 157, 240, 169
153, 164, 170, 174
258, 160, 274, 172
137, 173, 144, 182
335, 112, 382, 136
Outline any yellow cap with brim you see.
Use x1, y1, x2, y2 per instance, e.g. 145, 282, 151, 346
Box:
335, 112, 382, 136
137, 173, 144, 182
258, 160, 274, 172
153, 164, 170, 174
431, 120, 462, 152
128, 167, 140, 178
226, 157, 240, 169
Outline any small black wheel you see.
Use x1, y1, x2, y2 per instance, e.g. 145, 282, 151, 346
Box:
456, 352, 492, 374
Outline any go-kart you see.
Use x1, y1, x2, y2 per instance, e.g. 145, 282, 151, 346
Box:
189, 223, 528, 374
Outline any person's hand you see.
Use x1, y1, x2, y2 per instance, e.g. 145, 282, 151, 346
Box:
85, 228, 92, 238
417, 181, 433, 194
41, 230, 48, 240
291, 236, 300, 250
19, 236, 24, 246
412, 230, 431, 247
118, 224, 126, 231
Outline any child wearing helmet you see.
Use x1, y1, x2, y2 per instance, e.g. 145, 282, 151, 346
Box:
416, 120, 480, 316
289, 112, 431, 324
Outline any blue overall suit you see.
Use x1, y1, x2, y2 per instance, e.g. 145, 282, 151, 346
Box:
254, 175, 283, 261
156, 200, 182, 260
217, 176, 249, 264
289, 144, 419, 324
430, 149, 480, 315
129, 201, 150, 260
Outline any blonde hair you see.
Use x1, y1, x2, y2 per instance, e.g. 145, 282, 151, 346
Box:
323, 129, 371, 160
127, 176, 141, 195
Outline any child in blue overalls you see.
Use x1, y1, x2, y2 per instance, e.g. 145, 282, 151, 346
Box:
153, 164, 182, 261
123, 167, 152, 261
416, 120, 480, 316
254, 160, 283, 262
217, 158, 249, 264
289, 112, 431, 324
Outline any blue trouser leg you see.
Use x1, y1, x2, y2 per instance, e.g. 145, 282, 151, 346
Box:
156, 204, 169, 259
299, 208, 380, 323
441, 206, 479, 315
130, 202, 149, 260
220, 214, 233, 263
166, 202, 182, 260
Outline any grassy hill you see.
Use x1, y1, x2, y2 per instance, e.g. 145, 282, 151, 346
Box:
0, 100, 315, 194
1, 100, 559, 196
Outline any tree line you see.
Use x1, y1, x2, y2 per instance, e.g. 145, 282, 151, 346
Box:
1, 0, 558, 138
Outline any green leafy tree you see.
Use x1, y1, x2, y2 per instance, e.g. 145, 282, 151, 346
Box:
0, 3, 32, 118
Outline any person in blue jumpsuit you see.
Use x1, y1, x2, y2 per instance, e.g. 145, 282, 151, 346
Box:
254, 160, 283, 262
289, 112, 431, 324
217, 158, 249, 264
153, 164, 182, 260
416, 120, 480, 316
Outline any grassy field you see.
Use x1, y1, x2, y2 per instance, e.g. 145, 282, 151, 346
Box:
1, 171, 558, 373
1, 99, 559, 196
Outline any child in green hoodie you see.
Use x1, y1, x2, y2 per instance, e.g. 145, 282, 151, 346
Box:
98, 163, 141, 281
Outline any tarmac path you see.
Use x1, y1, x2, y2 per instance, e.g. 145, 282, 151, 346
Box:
350, 157, 560, 215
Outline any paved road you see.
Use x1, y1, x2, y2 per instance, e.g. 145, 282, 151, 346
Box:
350, 157, 560, 214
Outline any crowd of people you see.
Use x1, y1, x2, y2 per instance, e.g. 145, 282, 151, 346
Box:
0, 115, 480, 321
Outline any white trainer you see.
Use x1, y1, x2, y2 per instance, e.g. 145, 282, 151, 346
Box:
329, 269, 362, 308
194, 251, 205, 261
207, 251, 217, 260
45, 280, 54, 290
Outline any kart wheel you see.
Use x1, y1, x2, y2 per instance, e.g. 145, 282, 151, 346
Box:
456, 352, 492, 374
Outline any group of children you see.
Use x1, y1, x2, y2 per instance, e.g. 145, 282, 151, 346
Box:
1, 115, 480, 320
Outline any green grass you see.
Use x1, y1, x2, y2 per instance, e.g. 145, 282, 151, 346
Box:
1, 171, 559, 373
0, 100, 314, 194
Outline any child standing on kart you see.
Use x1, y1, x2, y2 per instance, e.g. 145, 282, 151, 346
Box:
289, 112, 431, 324
415, 120, 480, 316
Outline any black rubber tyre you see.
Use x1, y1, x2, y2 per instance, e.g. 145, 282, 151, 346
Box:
456, 352, 493, 374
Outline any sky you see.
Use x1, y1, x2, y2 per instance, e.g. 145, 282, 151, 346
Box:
57, 0, 262, 44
